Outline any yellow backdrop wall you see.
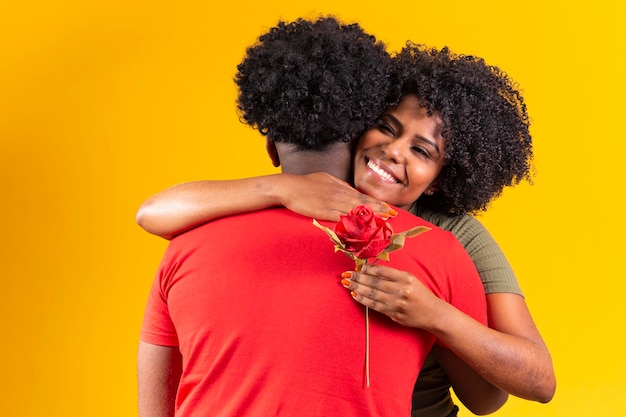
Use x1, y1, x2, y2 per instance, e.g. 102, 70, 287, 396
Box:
2, 1, 624, 416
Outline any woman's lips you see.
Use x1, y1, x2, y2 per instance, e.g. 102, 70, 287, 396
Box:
366, 159, 400, 183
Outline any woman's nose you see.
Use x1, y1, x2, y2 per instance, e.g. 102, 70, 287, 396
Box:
382, 138, 406, 164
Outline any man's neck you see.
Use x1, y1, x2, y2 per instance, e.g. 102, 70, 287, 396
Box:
277, 142, 353, 182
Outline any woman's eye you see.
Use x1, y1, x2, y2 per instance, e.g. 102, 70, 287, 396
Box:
412, 146, 430, 158
376, 121, 395, 136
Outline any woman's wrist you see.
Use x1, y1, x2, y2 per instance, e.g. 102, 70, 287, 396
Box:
418, 295, 458, 335
263, 173, 297, 208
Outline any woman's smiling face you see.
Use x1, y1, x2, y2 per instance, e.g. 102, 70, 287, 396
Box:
353, 94, 446, 210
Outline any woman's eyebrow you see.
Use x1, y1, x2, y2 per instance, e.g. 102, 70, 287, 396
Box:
381, 113, 401, 127
416, 134, 441, 154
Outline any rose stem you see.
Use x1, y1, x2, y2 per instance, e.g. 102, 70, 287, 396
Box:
365, 306, 370, 388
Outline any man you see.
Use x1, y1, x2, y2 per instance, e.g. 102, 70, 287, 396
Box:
138, 17, 487, 417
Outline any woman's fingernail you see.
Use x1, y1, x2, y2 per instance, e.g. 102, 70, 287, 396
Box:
388, 208, 398, 217
341, 271, 352, 278
380, 212, 390, 219
350, 291, 358, 298
341, 279, 351, 287
381, 202, 390, 209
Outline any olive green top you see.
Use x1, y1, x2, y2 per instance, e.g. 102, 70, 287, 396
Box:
410, 205, 523, 417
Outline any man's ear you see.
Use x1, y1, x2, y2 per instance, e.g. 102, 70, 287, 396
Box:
266, 137, 280, 167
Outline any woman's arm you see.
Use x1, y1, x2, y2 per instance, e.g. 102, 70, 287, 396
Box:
415, 209, 556, 403
433, 345, 508, 414
342, 264, 555, 404
136, 172, 388, 239
136, 176, 282, 240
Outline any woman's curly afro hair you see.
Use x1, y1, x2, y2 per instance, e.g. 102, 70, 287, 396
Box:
391, 43, 535, 215
235, 17, 393, 151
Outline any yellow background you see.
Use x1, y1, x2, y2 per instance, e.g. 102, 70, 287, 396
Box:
1, 1, 624, 416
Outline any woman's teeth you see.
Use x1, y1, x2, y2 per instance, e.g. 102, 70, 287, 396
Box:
367, 160, 398, 183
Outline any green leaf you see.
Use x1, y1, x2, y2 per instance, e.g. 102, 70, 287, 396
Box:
376, 251, 390, 262
336, 247, 357, 261
313, 219, 346, 249
312, 219, 336, 239
381, 226, 432, 257
383, 233, 407, 254
404, 226, 431, 238
354, 258, 367, 271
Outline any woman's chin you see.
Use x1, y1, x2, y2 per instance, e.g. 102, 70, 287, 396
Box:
359, 186, 391, 204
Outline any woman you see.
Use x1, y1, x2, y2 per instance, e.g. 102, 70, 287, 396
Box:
138, 42, 555, 416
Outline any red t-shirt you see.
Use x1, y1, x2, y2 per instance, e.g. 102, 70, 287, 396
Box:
141, 208, 486, 417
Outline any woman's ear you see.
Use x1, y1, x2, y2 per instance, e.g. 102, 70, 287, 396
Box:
425, 176, 442, 195
266, 137, 280, 167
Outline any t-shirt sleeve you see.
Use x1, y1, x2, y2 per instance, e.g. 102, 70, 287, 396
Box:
414, 206, 523, 296
139, 261, 179, 347
450, 215, 523, 296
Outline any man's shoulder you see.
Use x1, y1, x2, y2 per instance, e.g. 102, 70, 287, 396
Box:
389, 207, 451, 238
388, 208, 468, 261
170, 208, 315, 243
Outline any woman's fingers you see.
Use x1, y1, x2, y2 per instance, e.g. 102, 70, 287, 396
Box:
341, 272, 387, 312
340, 265, 426, 326
341, 269, 389, 294
326, 186, 389, 216
340, 268, 398, 311
308, 172, 393, 216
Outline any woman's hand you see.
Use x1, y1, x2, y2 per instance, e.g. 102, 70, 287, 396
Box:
343, 264, 556, 404
340, 263, 443, 329
277, 172, 392, 222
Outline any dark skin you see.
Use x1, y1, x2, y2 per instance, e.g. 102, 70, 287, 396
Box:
137, 98, 554, 409
137, 137, 552, 413
138, 25, 554, 415
343, 263, 553, 405
137, 343, 182, 417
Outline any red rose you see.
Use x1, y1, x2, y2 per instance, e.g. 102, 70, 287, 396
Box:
312, 204, 430, 388
334, 205, 393, 259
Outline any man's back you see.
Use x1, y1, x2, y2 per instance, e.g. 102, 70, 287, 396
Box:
141, 208, 486, 416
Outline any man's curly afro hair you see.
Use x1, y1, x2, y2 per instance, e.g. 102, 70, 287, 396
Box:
235, 17, 393, 151
391, 43, 535, 215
